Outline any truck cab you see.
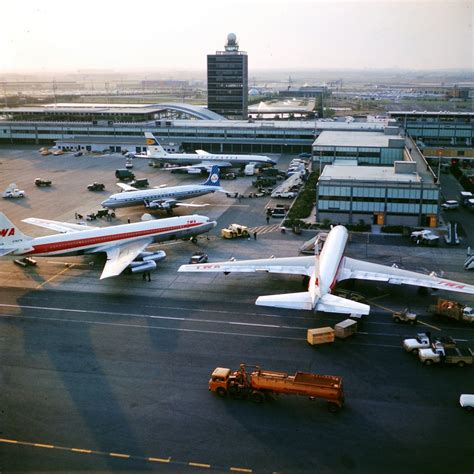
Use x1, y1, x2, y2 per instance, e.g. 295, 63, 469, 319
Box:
403, 333, 432, 354
209, 367, 232, 397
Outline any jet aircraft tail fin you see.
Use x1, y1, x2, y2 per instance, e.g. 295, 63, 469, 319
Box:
202, 165, 221, 187
0, 212, 33, 255
144, 132, 167, 157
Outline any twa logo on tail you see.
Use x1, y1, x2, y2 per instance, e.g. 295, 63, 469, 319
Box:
0, 228, 15, 238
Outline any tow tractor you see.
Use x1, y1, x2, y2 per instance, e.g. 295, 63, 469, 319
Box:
392, 309, 417, 325
2, 183, 25, 199
221, 223, 249, 239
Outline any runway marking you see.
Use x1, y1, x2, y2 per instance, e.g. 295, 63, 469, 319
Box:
36, 264, 75, 289
417, 320, 441, 331
0, 438, 253, 472
0, 303, 306, 331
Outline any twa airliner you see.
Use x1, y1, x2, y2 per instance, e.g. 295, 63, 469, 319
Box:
0, 212, 216, 279
137, 133, 276, 173
179, 225, 474, 315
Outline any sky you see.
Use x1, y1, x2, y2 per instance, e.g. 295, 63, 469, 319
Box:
0, 0, 472, 73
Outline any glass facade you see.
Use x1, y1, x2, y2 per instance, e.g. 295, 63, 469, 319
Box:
317, 180, 440, 226
207, 53, 248, 120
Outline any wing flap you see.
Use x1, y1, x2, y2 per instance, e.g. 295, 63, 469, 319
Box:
341, 257, 474, 294
99, 238, 152, 279
178, 255, 317, 277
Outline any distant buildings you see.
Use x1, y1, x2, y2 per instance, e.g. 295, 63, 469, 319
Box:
207, 33, 248, 120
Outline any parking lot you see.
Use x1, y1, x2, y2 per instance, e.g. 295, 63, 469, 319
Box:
1, 146, 474, 473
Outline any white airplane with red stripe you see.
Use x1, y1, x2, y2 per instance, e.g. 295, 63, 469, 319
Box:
0, 212, 216, 279
179, 225, 474, 315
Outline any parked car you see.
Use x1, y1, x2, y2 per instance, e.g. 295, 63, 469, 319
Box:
73, 151, 83, 157
34, 178, 52, 187
221, 172, 237, 180
298, 152, 312, 158
130, 178, 149, 188
115, 169, 135, 181
459, 394, 474, 412
189, 251, 208, 264
87, 182, 105, 191
441, 200, 459, 210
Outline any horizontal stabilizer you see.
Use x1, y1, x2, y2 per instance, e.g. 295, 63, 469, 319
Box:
316, 293, 370, 315
256, 292, 313, 310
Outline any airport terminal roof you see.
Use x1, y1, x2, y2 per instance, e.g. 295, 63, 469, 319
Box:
319, 164, 421, 183
313, 131, 400, 148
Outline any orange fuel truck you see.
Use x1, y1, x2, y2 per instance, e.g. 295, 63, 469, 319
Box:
209, 364, 344, 412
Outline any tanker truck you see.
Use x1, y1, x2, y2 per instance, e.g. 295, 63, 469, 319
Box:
209, 364, 344, 412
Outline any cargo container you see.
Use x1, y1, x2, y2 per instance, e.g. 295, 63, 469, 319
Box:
307, 327, 335, 345
334, 319, 357, 339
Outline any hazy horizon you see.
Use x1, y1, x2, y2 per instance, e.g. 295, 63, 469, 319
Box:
1, 0, 472, 74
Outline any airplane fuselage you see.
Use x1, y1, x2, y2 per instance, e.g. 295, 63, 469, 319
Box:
102, 185, 218, 209
16, 216, 216, 257
311, 225, 348, 298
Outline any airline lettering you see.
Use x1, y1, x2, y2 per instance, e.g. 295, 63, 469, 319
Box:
439, 280, 465, 289
0, 228, 15, 237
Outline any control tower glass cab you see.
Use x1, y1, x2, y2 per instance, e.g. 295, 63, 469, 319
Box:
207, 33, 248, 120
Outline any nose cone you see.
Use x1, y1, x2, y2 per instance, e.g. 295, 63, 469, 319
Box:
101, 199, 113, 208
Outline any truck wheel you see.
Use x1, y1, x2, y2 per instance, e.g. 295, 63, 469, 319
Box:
191, 237, 197, 244
251, 391, 264, 404
411, 349, 419, 355
424, 359, 432, 366
216, 387, 227, 398
327, 402, 340, 413
394, 317, 401, 323
457, 361, 466, 368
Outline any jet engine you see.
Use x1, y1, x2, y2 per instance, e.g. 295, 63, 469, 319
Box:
127, 250, 166, 274
145, 199, 176, 211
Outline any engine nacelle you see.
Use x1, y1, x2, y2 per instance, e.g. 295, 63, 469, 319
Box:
129, 260, 157, 274
147, 199, 176, 210
138, 250, 167, 263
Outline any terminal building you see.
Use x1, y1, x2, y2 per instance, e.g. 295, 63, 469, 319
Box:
316, 161, 439, 227
312, 129, 405, 166
207, 33, 248, 120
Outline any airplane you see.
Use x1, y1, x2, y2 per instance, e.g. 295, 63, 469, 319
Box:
0, 212, 216, 280
101, 165, 226, 212
178, 225, 474, 315
136, 133, 276, 173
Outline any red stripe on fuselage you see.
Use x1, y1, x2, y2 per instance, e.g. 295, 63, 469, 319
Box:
24, 222, 200, 255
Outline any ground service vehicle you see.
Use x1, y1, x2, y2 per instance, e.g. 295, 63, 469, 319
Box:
221, 172, 236, 180
307, 327, 335, 345
393, 309, 417, 324
221, 223, 249, 239
459, 191, 473, 206
129, 178, 149, 188
441, 200, 459, 210
34, 178, 52, 187
87, 182, 105, 191
419, 344, 473, 367
209, 364, 344, 412
115, 169, 135, 181
334, 319, 358, 338
429, 298, 474, 323
189, 251, 208, 264
403, 333, 456, 354
253, 176, 277, 188
410, 229, 439, 246
244, 164, 256, 176
2, 184, 25, 199
459, 394, 474, 411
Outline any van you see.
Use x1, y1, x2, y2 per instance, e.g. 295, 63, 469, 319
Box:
115, 169, 135, 181
244, 164, 256, 176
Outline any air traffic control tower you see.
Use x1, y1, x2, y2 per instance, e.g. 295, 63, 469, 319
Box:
207, 33, 248, 120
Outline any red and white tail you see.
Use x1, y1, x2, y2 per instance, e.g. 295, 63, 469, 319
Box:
0, 213, 33, 256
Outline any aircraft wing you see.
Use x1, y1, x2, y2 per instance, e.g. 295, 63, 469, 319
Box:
165, 161, 232, 172
339, 256, 474, 294
22, 218, 95, 233
179, 255, 317, 277
116, 182, 138, 192
99, 237, 152, 279
195, 150, 211, 155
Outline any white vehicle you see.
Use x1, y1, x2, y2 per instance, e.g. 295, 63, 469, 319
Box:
441, 200, 459, 210
2, 183, 25, 199
244, 164, 256, 176
101, 166, 226, 212
403, 333, 456, 354
138, 133, 275, 173
271, 191, 297, 199
419, 344, 473, 367
459, 394, 474, 411
410, 229, 439, 246
0, 212, 216, 279
178, 225, 474, 314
